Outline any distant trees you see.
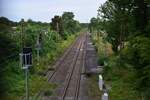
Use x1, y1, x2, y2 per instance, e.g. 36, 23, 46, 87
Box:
62, 12, 81, 34
80, 23, 89, 30
0, 17, 17, 26
50, 12, 81, 39
89, 17, 99, 33
0, 17, 17, 33
51, 16, 64, 37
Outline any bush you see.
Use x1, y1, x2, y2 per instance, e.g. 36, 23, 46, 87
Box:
121, 36, 150, 99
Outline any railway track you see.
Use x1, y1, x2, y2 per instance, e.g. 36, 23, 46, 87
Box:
47, 34, 84, 83
43, 33, 87, 100
61, 36, 84, 100
33, 34, 82, 100
46, 35, 81, 81
74, 36, 87, 100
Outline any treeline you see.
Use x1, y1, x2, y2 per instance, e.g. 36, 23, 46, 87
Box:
89, 0, 150, 99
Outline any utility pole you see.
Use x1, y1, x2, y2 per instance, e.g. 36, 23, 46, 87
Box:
36, 33, 42, 64
37, 34, 40, 64
25, 66, 29, 100
21, 19, 25, 50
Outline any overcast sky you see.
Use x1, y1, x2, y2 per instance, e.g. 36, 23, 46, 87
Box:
0, 0, 106, 23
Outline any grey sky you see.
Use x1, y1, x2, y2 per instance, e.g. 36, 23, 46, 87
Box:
0, 0, 106, 23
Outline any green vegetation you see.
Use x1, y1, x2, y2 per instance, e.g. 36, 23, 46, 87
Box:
0, 11, 81, 100
87, 75, 102, 100
50, 12, 81, 39
90, 0, 150, 99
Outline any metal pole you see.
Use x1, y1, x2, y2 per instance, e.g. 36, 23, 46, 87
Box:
21, 19, 25, 50
25, 67, 29, 100
37, 49, 39, 64
25, 54, 29, 100
37, 34, 40, 64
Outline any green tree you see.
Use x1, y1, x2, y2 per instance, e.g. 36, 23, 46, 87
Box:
97, 0, 134, 52
89, 17, 99, 33
50, 15, 64, 37
62, 12, 81, 34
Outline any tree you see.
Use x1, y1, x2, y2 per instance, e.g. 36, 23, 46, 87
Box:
97, 0, 134, 52
50, 16, 64, 37
0, 32, 17, 97
134, 0, 149, 34
62, 12, 74, 21
89, 17, 99, 33
50, 12, 81, 39
62, 12, 81, 34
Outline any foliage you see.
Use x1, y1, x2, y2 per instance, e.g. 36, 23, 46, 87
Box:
80, 23, 89, 30
50, 16, 64, 38
92, 35, 141, 99
90, 0, 150, 99
0, 18, 19, 97
62, 12, 81, 34
92, 33, 112, 66
120, 36, 150, 99
50, 12, 81, 39
0, 15, 79, 99
97, 0, 134, 52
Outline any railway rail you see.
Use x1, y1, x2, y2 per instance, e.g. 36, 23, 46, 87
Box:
46, 35, 81, 81
43, 33, 87, 100
61, 36, 84, 100
33, 34, 82, 99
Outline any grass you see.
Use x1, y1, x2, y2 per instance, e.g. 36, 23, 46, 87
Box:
87, 75, 102, 100
105, 65, 141, 100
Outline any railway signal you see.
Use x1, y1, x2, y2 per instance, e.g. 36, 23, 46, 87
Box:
35, 33, 42, 64
19, 47, 32, 100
